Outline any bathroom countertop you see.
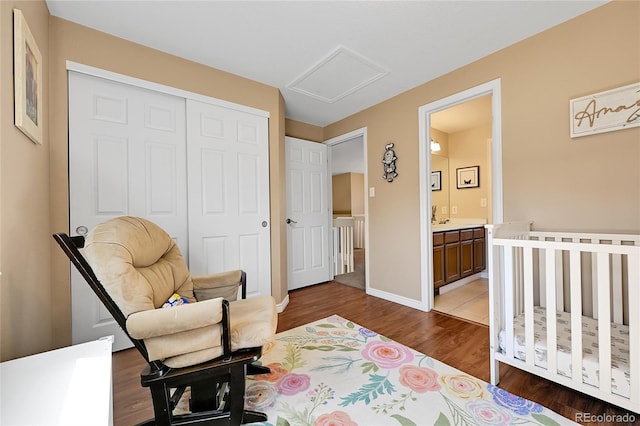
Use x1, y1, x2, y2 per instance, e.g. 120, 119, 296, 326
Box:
431, 223, 486, 232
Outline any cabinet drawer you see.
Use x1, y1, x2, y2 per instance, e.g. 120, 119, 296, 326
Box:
444, 231, 459, 244
433, 232, 444, 246
460, 229, 474, 241
473, 227, 485, 239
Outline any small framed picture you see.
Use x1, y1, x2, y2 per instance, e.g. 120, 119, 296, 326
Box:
14, 9, 43, 145
456, 166, 479, 189
431, 171, 441, 191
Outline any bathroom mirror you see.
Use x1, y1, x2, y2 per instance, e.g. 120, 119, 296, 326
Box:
431, 153, 450, 221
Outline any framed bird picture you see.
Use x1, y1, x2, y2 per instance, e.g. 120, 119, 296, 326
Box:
456, 166, 479, 189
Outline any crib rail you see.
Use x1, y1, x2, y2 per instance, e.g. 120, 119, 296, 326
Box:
487, 223, 640, 413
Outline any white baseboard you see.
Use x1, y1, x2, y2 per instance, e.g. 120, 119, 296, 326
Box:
276, 294, 290, 313
366, 287, 429, 312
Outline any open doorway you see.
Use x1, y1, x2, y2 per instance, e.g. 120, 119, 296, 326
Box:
430, 95, 492, 324
418, 79, 503, 315
325, 128, 368, 291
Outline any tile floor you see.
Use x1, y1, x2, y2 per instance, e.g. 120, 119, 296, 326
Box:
433, 278, 489, 325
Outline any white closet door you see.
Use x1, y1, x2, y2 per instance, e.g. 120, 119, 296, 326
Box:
186, 99, 271, 298
68, 72, 187, 350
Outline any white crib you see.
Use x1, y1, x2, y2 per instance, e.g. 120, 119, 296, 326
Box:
486, 222, 640, 413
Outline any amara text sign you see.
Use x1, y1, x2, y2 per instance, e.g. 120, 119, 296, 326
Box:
570, 82, 640, 138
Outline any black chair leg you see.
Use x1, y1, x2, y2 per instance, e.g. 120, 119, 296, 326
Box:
149, 383, 173, 425
190, 381, 219, 413
228, 365, 246, 425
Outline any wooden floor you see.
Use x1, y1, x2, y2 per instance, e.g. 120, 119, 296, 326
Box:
112, 282, 637, 425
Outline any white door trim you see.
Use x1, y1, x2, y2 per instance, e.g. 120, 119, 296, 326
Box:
66, 61, 269, 118
324, 127, 369, 292
418, 79, 503, 311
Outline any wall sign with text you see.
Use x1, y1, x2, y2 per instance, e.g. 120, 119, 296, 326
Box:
570, 82, 640, 138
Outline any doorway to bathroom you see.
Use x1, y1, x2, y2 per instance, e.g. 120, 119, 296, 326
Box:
430, 95, 492, 324
418, 79, 503, 320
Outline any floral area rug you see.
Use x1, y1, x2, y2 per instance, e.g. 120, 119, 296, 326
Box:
245, 315, 575, 426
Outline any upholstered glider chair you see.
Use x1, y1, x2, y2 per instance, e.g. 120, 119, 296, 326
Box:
53, 216, 277, 426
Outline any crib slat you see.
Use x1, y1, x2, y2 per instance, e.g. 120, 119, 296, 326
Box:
539, 248, 547, 309
592, 249, 599, 320
545, 248, 558, 375
569, 249, 583, 385
554, 237, 564, 311
523, 247, 535, 367
596, 252, 612, 394
504, 246, 515, 360
611, 240, 623, 324
628, 253, 640, 407
514, 247, 520, 315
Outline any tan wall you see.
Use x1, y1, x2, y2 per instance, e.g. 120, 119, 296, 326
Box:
449, 124, 491, 221
324, 1, 640, 301
332, 173, 365, 216
1, 0, 52, 361
48, 17, 287, 350
350, 173, 364, 215
332, 173, 352, 214
285, 118, 324, 142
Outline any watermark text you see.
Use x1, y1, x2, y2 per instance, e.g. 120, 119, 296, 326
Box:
575, 412, 636, 423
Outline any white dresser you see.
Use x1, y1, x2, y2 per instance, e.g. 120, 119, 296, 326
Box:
1, 336, 114, 425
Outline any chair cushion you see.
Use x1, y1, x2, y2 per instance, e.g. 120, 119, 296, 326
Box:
126, 297, 224, 339
192, 270, 243, 302
83, 216, 196, 317
229, 295, 278, 351
145, 324, 224, 367
155, 295, 277, 368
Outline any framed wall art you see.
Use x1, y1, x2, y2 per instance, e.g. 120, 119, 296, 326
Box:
570, 82, 640, 138
14, 9, 43, 144
456, 166, 479, 189
431, 171, 441, 191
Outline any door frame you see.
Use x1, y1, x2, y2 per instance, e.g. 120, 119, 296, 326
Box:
324, 127, 369, 292
418, 79, 503, 311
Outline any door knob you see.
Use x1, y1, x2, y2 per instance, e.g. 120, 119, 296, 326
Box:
286, 218, 297, 224
76, 225, 88, 236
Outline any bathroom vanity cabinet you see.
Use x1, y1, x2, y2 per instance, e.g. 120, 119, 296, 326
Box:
433, 225, 485, 291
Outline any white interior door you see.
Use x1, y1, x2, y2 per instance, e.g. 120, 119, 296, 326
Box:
68, 71, 187, 351
186, 99, 271, 298
286, 136, 332, 290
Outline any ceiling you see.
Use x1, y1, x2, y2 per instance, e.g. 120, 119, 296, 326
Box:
46, 1, 607, 127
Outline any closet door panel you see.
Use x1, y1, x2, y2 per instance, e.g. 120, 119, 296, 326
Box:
187, 99, 271, 298
69, 71, 187, 350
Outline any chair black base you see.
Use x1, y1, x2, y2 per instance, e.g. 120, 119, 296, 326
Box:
138, 348, 268, 426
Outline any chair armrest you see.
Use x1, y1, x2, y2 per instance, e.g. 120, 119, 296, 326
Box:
127, 298, 224, 339
192, 270, 246, 301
